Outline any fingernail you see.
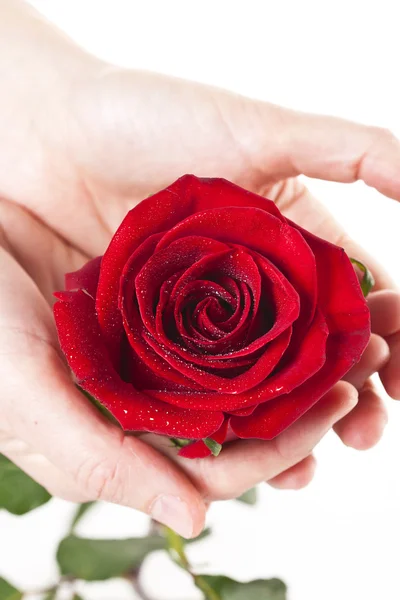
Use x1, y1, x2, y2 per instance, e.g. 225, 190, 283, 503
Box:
150, 495, 194, 538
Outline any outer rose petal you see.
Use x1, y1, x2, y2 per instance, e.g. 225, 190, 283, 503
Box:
65, 256, 102, 298
230, 336, 361, 439
178, 419, 230, 459
291, 221, 370, 335
230, 238, 370, 439
53, 290, 224, 439
96, 177, 194, 353
190, 177, 285, 223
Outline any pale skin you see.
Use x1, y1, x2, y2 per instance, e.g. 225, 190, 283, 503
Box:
0, 0, 399, 538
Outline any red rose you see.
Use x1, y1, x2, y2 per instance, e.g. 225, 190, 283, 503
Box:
54, 175, 370, 459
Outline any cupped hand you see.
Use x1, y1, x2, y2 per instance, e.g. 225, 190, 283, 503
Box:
0, 0, 399, 537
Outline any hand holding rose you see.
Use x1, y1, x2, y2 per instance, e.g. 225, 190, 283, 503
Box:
0, 0, 398, 537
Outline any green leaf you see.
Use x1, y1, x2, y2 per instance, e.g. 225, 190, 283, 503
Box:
236, 488, 258, 505
42, 591, 57, 600
199, 576, 287, 600
203, 438, 222, 457
0, 577, 22, 600
170, 438, 192, 449
57, 535, 166, 581
350, 258, 375, 297
72, 595, 84, 600
0, 454, 51, 515
69, 502, 95, 532
76, 386, 121, 427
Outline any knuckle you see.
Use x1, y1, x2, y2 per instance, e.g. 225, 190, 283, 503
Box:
334, 231, 352, 249
274, 431, 306, 462
290, 472, 314, 490
372, 126, 396, 144
73, 453, 122, 503
197, 459, 235, 501
368, 126, 398, 153
296, 459, 317, 488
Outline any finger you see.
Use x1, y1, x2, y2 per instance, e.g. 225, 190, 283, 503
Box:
0, 436, 89, 503
343, 333, 389, 390
0, 250, 206, 538
379, 332, 400, 400
8, 358, 206, 538
264, 107, 400, 201
267, 454, 316, 490
333, 381, 388, 450
368, 291, 400, 335
148, 381, 357, 500
369, 291, 400, 399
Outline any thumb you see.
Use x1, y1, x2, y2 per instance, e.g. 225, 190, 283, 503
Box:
249, 103, 400, 201
0, 249, 206, 538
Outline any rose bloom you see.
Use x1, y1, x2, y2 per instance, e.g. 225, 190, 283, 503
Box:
54, 175, 370, 458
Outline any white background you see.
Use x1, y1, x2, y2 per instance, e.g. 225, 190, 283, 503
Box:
1, 1, 400, 599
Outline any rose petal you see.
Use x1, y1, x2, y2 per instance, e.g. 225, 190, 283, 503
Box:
90, 231, 162, 366
230, 337, 357, 439
229, 405, 258, 417
214, 277, 244, 332
230, 238, 370, 439
173, 176, 286, 227
96, 177, 196, 355
120, 333, 204, 392
291, 222, 371, 335
65, 256, 102, 298
123, 239, 256, 370
170, 279, 236, 343
150, 249, 262, 362
123, 250, 247, 387
54, 290, 223, 438
175, 281, 252, 354
169, 248, 260, 350
178, 418, 230, 459
144, 326, 292, 395
122, 306, 205, 391
135, 236, 229, 332
141, 245, 299, 369
97, 175, 287, 358
148, 309, 328, 411
156, 206, 317, 331
190, 296, 229, 339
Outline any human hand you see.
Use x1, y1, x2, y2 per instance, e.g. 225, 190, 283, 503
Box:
0, 0, 398, 536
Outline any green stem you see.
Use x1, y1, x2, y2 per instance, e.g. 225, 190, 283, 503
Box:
164, 527, 221, 600
164, 526, 190, 569
170, 437, 192, 449
193, 576, 222, 600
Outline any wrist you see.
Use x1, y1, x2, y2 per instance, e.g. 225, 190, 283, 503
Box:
0, 0, 101, 96
0, 0, 104, 204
